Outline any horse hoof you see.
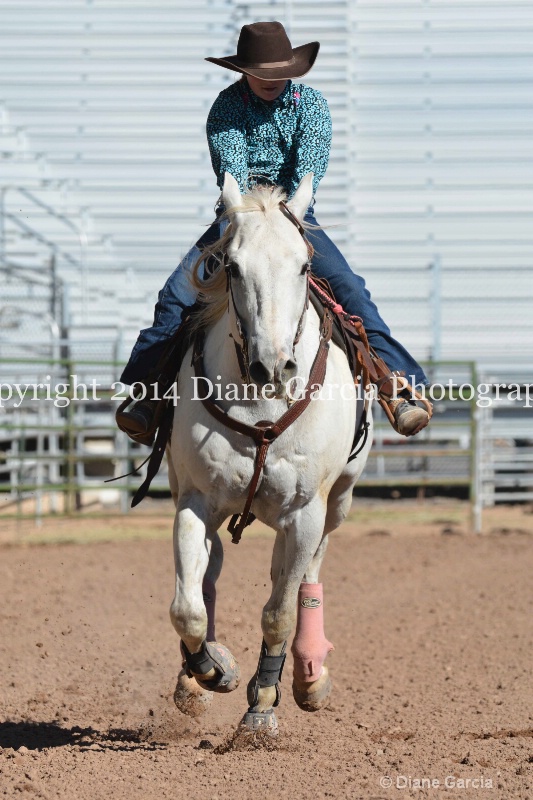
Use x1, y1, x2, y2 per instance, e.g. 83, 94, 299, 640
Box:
195, 642, 240, 694
239, 709, 279, 736
173, 668, 213, 717
292, 667, 332, 712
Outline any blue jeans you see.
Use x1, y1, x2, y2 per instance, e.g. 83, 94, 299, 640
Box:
121, 207, 428, 386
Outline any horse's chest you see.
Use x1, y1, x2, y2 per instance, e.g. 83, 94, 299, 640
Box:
195, 430, 314, 505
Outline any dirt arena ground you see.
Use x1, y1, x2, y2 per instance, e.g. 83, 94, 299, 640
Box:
1, 500, 532, 800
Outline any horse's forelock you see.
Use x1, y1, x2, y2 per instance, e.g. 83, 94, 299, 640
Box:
227, 185, 287, 218
189, 185, 299, 332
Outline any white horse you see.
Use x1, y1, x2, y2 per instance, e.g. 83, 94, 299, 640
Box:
167, 172, 373, 734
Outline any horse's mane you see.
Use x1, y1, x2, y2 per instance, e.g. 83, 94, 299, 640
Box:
189, 185, 289, 331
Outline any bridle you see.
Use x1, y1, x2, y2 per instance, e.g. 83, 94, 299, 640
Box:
224, 199, 314, 384
192, 199, 333, 544
125, 198, 376, 518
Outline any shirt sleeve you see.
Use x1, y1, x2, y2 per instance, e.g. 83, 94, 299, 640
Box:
206, 91, 249, 193
292, 89, 332, 196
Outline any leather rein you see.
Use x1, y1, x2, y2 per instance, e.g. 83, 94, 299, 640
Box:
192, 201, 334, 544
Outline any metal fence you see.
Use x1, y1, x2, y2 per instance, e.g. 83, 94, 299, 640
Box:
0, 356, 488, 525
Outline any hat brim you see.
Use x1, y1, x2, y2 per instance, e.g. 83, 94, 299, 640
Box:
205, 41, 320, 81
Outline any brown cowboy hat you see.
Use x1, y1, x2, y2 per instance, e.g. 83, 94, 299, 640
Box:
205, 21, 319, 81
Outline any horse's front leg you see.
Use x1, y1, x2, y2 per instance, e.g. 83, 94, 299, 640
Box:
291, 535, 335, 711
170, 494, 240, 717
242, 501, 327, 734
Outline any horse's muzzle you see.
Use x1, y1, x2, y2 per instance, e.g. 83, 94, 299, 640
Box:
249, 357, 298, 397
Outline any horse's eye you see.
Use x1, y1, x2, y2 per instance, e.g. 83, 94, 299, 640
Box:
300, 262, 310, 276
228, 262, 240, 279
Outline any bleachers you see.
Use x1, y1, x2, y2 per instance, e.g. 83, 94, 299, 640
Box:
0, 119, 133, 360
1, 1, 532, 364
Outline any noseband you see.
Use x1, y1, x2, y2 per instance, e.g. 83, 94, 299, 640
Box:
224, 200, 313, 383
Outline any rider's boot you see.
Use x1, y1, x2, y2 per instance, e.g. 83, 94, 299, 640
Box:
116, 322, 192, 446
388, 394, 432, 437
116, 388, 168, 447
370, 350, 433, 437
116, 368, 174, 447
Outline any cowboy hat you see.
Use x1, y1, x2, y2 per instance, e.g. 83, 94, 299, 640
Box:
205, 21, 319, 81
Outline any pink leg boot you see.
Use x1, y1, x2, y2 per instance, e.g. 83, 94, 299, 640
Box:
291, 583, 334, 711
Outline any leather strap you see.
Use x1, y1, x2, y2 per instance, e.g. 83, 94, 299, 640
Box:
130, 402, 174, 507
248, 640, 287, 709
181, 640, 223, 677
256, 642, 286, 687
309, 277, 372, 376
279, 201, 314, 262
193, 312, 332, 543
279, 200, 306, 238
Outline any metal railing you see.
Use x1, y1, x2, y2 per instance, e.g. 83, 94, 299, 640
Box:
0, 356, 486, 527
0, 357, 139, 522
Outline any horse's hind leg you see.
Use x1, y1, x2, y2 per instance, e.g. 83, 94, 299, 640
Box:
291, 535, 335, 711
170, 495, 239, 717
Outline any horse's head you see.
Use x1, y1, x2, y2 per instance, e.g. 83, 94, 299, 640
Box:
222, 172, 314, 397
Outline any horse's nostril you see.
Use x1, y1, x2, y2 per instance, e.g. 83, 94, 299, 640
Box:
249, 360, 272, 386
281, 359, 298, 381
285, 359, 297, 374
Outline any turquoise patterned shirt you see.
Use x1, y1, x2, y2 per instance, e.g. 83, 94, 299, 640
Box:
206, 79, 332, 199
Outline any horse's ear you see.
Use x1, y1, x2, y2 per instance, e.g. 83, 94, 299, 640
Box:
222, 172, 242, 211
287, 173, 314, 221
